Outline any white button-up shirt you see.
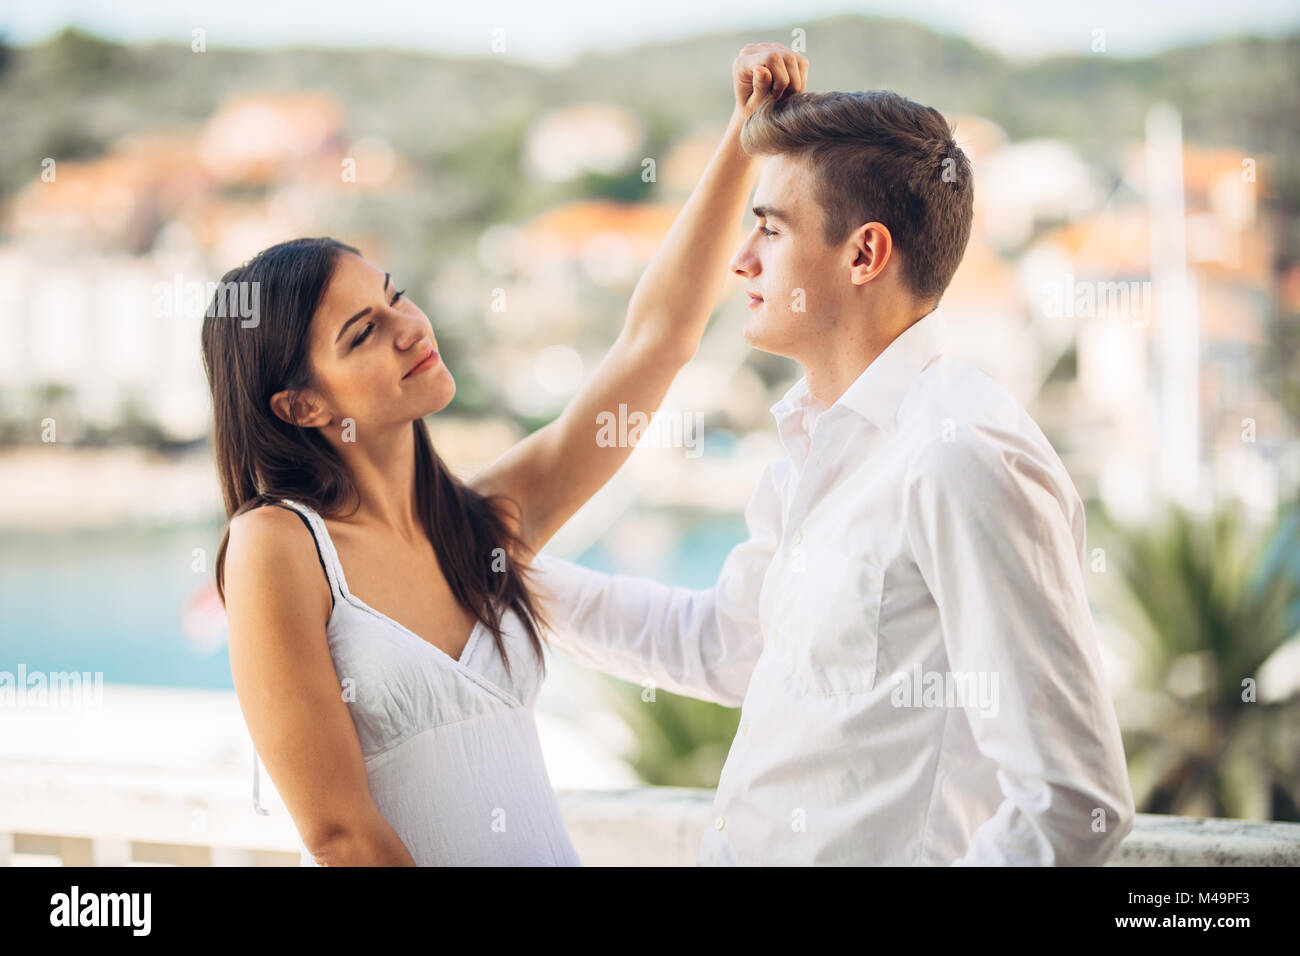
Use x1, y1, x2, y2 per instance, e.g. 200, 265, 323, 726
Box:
532, 311, 1135, 865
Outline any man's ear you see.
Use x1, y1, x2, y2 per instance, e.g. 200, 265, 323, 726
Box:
269, 387, 332, 428
848, 221, 893, 287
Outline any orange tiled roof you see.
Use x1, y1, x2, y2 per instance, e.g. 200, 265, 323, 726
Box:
522, 199, 682, 251
199, 91, 346, 184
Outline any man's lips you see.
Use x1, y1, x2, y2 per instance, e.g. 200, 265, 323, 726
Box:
746, 291, 764, 308
403, 347, 438, 379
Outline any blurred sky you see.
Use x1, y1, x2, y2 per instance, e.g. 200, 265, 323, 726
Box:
4, 0, 1299, 65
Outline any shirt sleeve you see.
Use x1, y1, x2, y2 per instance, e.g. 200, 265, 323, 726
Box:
905, 426, 1135, 866
525, 459, 786, 708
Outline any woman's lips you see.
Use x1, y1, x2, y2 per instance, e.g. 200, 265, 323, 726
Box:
404, 349, 439, 379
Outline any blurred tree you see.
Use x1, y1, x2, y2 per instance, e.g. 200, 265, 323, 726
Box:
37, 121, 104, 163
48, 26, 114, 80
1262, 309, 1300, 430
1094, 503, 1300, 821
576, 167, 651, 203
602, 679, 740, 788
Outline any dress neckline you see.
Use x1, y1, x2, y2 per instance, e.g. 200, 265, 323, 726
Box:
278, 498, 485, 668
345, 590, 484, 668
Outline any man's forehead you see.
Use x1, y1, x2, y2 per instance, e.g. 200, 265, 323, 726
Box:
754, 154, 809, 219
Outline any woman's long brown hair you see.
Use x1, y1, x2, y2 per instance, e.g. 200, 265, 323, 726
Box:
200, 236, 548, 678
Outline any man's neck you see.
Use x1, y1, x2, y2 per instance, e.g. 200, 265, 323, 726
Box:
802, 311, 923, 410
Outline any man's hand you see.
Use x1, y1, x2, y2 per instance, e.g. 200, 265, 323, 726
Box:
733, 42, 809, 118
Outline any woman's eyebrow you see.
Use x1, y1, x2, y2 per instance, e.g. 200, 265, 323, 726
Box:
334, 272, 390, 344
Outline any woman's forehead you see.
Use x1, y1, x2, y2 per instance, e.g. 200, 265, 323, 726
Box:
325, 253, 384, 299
313, 254, 384, 337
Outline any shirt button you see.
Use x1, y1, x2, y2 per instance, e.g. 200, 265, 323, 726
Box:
714, 815, 726, 830
739, 721, 749, 736
792, 529, 803, 545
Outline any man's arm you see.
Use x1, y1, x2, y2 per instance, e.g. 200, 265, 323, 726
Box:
528, 458, 788, 707
905, 428, 1135, 866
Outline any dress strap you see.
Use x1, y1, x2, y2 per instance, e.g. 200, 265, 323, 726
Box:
269, 499, 345, 608
250, 499, 347, 821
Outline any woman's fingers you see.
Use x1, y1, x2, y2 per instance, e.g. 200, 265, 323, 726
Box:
766, 53, 791, 97
744, 64, 771, 109
781, 53, 803, 94
733, 42, 808, 112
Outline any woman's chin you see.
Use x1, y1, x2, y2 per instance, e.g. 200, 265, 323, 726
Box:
423, 378, 456, 415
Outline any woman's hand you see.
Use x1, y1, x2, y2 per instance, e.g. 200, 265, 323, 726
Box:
733, 42, 809, 119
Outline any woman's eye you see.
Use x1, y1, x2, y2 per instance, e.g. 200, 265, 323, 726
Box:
351, 323, 374, 348
391, 288, 406, 305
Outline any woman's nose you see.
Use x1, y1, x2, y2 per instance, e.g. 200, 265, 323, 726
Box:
397, 317, 432, 351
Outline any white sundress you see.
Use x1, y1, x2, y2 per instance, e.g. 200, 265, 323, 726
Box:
264, 498, 581, 866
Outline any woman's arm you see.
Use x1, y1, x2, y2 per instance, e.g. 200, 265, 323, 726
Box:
225, 506, 417, 866
472, 42, 808, 555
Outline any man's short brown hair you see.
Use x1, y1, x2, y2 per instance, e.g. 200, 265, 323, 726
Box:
741, 90, 974, 309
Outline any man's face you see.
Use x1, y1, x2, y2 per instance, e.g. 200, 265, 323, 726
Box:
729, 153, 847, 362
301, 253, 455, 432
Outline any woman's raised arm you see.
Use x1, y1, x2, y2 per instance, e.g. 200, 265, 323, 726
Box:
471, 42, 808, 555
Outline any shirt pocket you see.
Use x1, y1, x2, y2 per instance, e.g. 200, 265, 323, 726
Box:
782, 556, 884, 696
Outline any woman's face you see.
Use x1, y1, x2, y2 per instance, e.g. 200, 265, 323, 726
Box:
299, 253, 455, 433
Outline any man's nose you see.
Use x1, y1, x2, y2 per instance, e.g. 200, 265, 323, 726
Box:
729, 237, 758, 278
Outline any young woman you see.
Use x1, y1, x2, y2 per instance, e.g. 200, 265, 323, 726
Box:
203, 44, 808, 865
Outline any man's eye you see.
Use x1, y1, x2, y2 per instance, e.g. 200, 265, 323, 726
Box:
351, 323, 374, 348
759, 224, 776, 237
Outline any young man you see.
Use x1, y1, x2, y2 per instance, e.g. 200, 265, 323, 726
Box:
532, 90, 1135, 865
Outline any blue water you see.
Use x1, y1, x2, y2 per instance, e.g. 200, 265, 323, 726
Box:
0, 512, 746, 690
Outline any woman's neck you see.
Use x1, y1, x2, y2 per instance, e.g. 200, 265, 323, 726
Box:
330, 423, 424, 546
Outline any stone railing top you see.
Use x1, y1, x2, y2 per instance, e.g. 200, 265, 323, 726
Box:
554, 788, 1300, 867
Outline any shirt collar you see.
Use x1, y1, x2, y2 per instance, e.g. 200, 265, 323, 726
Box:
769, 311, 946, 465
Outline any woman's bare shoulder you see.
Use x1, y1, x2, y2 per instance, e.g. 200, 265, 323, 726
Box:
226, 504, 332, 624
